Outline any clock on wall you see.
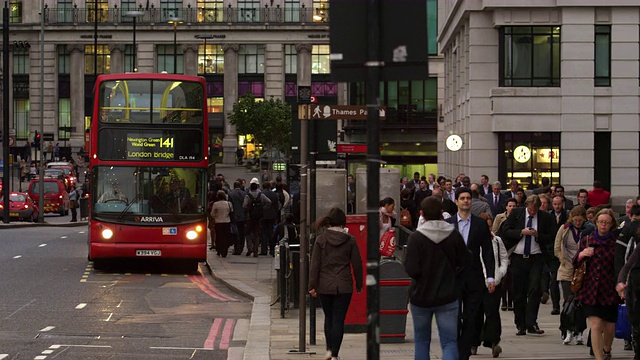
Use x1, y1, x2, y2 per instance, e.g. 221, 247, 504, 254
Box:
446, 134, 463, 151
514, 145, 531, 163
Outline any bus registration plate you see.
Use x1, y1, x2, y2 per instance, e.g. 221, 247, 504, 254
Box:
136, 250, 161, 257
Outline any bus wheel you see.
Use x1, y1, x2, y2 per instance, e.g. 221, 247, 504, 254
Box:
183, 260, 199, 273
92, 259, 106, 271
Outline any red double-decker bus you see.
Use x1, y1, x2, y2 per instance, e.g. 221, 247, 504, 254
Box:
87, 73, 209, 270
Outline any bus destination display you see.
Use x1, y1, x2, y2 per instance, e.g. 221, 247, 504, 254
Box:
98, 128, 202, 161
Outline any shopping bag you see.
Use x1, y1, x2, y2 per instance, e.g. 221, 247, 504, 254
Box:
379, 229, 396, 257
615, 304, 631, 339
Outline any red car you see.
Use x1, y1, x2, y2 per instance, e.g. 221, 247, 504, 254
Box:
28, 179, 69, 216
0, 192, 39, 222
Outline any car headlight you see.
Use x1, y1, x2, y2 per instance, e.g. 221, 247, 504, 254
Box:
186, 230, 198, 240
102, 228, 114, 240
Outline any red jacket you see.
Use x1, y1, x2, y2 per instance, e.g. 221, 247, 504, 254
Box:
588, 188, 611, 207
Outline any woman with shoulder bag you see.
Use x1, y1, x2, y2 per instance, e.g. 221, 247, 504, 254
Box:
554, 205, 591, 345
574, 209, 620, 360
68, 184, 79, 222
211, 190, 233, 257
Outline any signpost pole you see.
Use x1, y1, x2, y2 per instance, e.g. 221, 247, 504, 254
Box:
2, 0, 9, 223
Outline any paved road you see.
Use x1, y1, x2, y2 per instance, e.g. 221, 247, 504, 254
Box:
0, 226, 251, 359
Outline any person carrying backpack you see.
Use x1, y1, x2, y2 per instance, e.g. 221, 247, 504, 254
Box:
243, 177, 271, 257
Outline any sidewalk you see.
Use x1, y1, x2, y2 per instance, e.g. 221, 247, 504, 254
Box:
205, 248, 636, 360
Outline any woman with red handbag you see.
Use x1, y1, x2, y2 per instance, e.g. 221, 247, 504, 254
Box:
379, 197, 397, 240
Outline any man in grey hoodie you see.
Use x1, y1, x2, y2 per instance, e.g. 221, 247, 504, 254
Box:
405, 196, 471, 360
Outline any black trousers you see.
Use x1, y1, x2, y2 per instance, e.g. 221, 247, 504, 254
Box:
479, 284, 503, 347
260, 218, 276, 254
319, 293, 352, 357
541, 257, 561, 310
627, 269, 640, 358
233, 221, 245, 254
459, 287, 484, 360
510, 253, 544, 329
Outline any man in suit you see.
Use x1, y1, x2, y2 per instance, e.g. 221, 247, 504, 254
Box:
443, 179, 456, 202
532, 177, 551, 195
406, 172, 421, 190
504, 180, 519, 199
502, 195, 555, 336
446, 187, 496, 360
485, 181, 508, 218
554, 185, 574, 210
480, 174, 491, 196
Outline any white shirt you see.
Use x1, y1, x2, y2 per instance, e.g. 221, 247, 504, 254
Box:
513, 212, 542, 255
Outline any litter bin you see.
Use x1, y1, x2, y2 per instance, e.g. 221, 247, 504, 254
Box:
379, 258, 411, 343
79, 196, 88, 220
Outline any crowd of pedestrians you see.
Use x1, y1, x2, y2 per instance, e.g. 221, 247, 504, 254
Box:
399, 171, 640, 360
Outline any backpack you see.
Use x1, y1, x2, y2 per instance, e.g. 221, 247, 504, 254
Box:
400, 208, 412, 228
248, 192, 263, 220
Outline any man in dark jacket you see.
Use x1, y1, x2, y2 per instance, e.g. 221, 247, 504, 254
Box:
228, 181, 247, 255
405, 196, 471, 360
446, 187, 496, 360
261, 182, 280, 256
502, 195, 555, 336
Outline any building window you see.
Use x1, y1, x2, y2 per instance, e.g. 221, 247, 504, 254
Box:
285, 45, 297, 74
58, 98, 71, 140
87, 0, 108, 23
238, 45, 264, 74
10, 0, 22, 23
284, 0, 300, 22
312, 45, 330, 74
427, 0, 437, 55
124, 45, 135, 72
498, 132, 561, 190
197, 0, 223, 22
14, 99, 29, 140
120, 0, 137, 22
207, 97, 223, 113
157, 45, 183, 73
160, 0, 183, 21
500, 26, 560, 87
57, 45, 70, 74
595, 25, 611, 87
84, 45, 110, 74
312, 0, 327, 22
198, 44, 224, 74
56, 0, 73, 23
238, 0, 260, 22
13, 49, 29, 75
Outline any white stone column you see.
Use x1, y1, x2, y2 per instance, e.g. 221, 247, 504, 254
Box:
264, 43, 284, 99
109, 44, 125, 74
609, 8, 640, 206
560, 8, 596, 192
182, 44, 198, 76
69, 44, 85, 146
222, 44, 239, 165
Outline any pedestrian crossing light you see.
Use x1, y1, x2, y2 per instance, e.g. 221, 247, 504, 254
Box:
34, 131, 41, 148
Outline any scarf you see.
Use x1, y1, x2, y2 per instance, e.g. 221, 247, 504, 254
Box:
592, 229, 614, 244
569, 223, 582, 243
379, 206, 397, 219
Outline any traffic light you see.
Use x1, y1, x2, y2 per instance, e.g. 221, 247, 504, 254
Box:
34, 130, 40, 148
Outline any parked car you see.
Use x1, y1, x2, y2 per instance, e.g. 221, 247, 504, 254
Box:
28, 178, 69, 216
0, 192, 39, 222
46, 162, 76, 187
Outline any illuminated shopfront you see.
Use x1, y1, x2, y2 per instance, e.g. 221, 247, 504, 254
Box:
498, 132, 561, 190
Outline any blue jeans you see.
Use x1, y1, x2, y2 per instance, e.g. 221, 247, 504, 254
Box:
411, 300, 459, 360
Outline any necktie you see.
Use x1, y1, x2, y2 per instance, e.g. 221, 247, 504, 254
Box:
494, 195, 498, 207
524, 215, 533, 256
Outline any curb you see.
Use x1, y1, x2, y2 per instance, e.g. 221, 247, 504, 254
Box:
205, 257, 271, 360
0, 221, 88, 229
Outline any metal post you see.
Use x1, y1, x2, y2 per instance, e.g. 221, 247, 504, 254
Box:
298, 119, 308, 353
173, 22, 177, 73
38, 0, 45, 222
94, 0, 98, 77
308, 116, 316, 345
132, 17, 136, 71
203, 38, 206, 75
1, 0, 9, 223
366, 0, 382, 359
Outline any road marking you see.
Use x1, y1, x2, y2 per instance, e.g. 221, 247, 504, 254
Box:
75, 303, 87, 309
49, 345, 61, 349
150, 347, 212, 351
39, 244, 47, 247
58, 344, 110, 348
5, 299, 36, 319
60, 236, 68, 239
13, 255, 21, 259
34, 356, 47, 360
204, 318, 223, 349
41, 350, 54, 354
40, 326, 55, 332
219, 318, 235, 350
78, 231, 85, 234
0, 355, 8, 359
188, 274, 238, 302
116, 300, 123, 308
105, 313, 113, 322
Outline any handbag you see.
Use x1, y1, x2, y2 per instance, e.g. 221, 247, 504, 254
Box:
379, 229, 396, 257
230, 222, 238, 235
616, 304, 631, 339
570, 236, 589, 293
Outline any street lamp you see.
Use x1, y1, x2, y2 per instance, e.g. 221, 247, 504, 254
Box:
195, 34, 214, 75
167, 17, 184, 74
124, 10, 145, 72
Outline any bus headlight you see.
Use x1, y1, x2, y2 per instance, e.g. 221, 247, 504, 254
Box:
186, 230, 198, 240
102, 228, 114, 240
195, 225, 203, 233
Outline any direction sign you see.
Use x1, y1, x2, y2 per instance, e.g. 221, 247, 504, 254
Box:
308, 105, 386, 120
